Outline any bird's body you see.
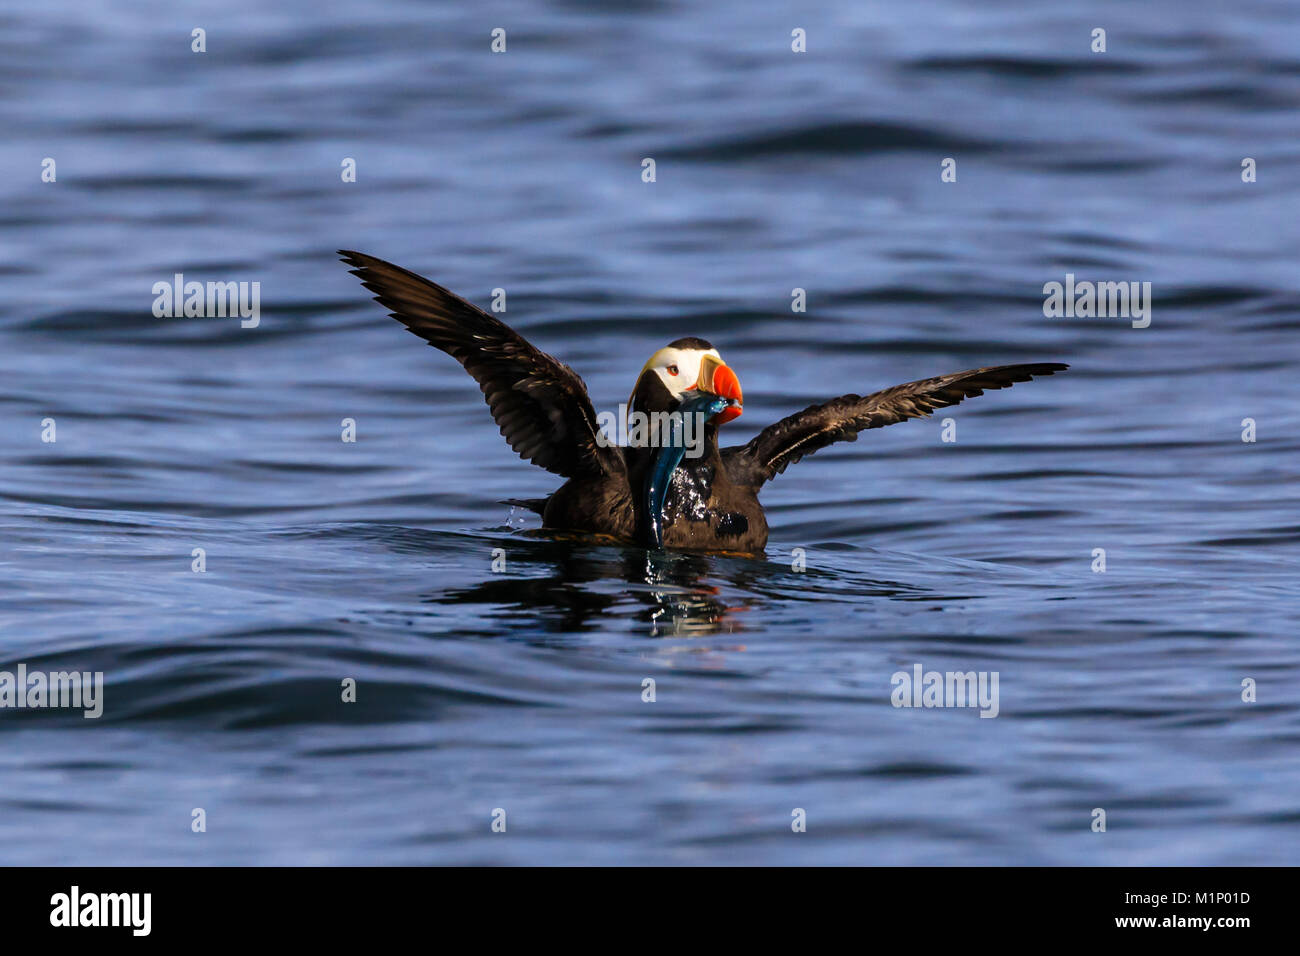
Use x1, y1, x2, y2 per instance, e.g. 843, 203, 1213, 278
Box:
340, 250, 1066, 554
538, 435, 769, 552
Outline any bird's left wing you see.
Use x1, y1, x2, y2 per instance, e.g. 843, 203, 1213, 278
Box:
340, 250, 623, 481
723, 363, 1067, 488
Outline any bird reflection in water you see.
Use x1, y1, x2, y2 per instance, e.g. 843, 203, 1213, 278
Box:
425, 534, 752, 637
639, 549, 744, 637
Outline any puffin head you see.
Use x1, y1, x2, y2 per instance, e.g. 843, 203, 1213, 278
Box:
628, 336, 743, 425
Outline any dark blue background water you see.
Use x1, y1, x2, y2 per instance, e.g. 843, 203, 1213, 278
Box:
1, 0, 1297, 864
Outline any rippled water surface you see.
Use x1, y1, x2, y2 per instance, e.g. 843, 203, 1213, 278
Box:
1, 0, 1298, 864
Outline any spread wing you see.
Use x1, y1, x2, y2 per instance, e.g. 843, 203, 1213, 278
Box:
724, 363, 1067, 487
340, 250, 622, 480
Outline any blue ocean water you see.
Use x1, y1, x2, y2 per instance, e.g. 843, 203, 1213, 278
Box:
0, 0, 1297, 864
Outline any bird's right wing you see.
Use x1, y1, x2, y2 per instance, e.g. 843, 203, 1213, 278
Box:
340, 250, 623, 481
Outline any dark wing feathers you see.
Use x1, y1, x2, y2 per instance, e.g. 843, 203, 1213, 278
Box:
339, 250, 621, 480
726, 363, 1067, 487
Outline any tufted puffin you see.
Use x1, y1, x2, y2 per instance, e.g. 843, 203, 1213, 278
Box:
340, 250, 1067, 554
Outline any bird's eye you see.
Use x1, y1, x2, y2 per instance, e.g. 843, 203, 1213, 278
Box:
667, 365, 679, 376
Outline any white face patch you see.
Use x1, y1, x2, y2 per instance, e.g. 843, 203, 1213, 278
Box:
638, 347, 722, 400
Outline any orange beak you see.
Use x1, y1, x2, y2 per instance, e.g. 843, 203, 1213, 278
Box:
699, 358, 742, 425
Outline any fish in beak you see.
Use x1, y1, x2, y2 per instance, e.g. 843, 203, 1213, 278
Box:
644, 390, 739, 548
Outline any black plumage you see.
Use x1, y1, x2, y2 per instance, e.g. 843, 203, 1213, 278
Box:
340, 250, 1067, 553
